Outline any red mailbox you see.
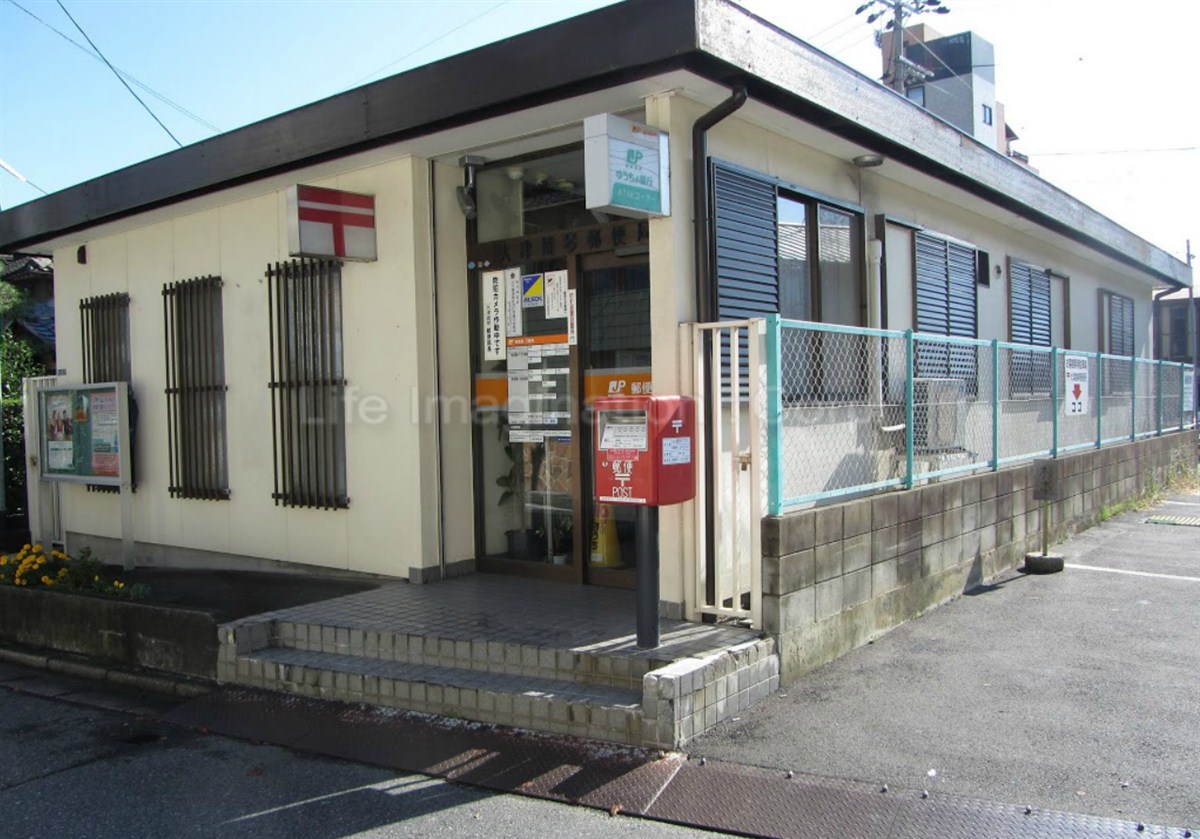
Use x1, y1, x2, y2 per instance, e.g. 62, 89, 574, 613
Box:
593, 396, 695, 506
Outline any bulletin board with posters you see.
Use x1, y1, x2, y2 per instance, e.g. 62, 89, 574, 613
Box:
38, 382, 130, 486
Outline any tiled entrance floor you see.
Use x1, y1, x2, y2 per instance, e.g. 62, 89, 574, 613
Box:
219, 574, 778, 748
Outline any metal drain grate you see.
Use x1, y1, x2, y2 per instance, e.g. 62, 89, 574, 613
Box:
1145, 515, 1200, 527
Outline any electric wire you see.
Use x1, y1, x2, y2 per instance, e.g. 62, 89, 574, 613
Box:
0, 156, 48, 195
346, 0, 510, 88
54, 0, 182, 147
4, 0, 220, 134
1023, 146, 1198, 157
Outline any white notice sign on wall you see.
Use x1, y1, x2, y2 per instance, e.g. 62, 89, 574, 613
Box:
482, 270, 506, 361
1063, 354, 1089, 416
544, 270, 569, 319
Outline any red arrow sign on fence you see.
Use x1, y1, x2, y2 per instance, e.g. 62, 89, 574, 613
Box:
1073, 383, 1082, 400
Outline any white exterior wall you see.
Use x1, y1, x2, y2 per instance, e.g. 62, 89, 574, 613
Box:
52, 155, 441, 579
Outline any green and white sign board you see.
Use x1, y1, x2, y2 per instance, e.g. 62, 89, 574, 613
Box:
39, 382, 129, 486
584, 113, 670, 219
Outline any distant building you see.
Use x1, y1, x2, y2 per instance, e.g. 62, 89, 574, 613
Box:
1154, 287, 1198, 364
881, 24, 1030, 167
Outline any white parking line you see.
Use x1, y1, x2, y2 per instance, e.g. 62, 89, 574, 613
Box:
1064, 563, 1200, 582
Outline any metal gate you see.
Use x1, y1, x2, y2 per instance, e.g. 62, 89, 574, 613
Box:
683, 320, 765, 627
22, 375, 63, 547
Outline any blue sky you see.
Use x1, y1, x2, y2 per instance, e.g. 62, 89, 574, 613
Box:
1, 0, 1196, 267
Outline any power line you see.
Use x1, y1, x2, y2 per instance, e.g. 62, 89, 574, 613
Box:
54, 0, 182, 147
1023, 146, 1198, 157
4, 0, 220, 134
0, 156, 48, 195
346, 0, 510, 88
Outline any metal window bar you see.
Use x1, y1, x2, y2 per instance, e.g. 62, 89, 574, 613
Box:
80, 293, 133, 493
266, 258, 348, 510
163, 276, 229, 500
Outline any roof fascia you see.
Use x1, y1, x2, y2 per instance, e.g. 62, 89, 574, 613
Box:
0, 0, 697, 254
694, 0, 1190, 289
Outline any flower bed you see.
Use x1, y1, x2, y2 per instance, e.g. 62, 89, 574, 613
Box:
0, 546, 217, 679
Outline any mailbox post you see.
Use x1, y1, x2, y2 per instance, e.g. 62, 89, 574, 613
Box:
593, 396, 695, 648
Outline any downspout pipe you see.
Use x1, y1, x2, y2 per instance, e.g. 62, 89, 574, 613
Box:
693, 86, 748, 322
691, 86, 747, 616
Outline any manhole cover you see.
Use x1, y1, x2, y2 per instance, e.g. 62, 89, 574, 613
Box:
1145, 515, 1200, 527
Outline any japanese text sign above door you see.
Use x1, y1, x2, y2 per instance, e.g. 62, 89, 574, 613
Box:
584, 114, 670, 219
287, 184, 377, 261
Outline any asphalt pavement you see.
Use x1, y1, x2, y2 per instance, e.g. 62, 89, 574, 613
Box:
2, 489, 1198, 837
0, 665, 717, 839
690, 489, 1200, 829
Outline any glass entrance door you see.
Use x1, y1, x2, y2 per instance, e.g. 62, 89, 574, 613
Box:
474, 257, 581, 580
465, 155, 653, 585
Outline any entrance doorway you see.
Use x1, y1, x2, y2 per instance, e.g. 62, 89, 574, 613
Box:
468, 220, 650, 588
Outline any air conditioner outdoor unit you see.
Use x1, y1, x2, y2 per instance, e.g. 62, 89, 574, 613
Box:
912, 378, 967, 452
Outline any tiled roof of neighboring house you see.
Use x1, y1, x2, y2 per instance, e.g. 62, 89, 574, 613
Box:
0, 255, 52, 280
19, 300, 56, 344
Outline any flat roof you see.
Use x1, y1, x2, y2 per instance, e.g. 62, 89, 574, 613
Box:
0, 0, 1189, 288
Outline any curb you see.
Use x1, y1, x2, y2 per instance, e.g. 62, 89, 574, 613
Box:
0, 645, 213, 699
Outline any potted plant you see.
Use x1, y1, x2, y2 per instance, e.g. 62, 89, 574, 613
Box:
496, 419, 546, 561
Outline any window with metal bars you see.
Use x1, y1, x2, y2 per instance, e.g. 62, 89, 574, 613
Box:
267, 258, 348, 510
1101, 290, 1135, 393
1009, 260, 1053, 395
709, 160, 866, 403
163, 276, 229, 500
914, 231, 979, 390
80, 292, 135, 491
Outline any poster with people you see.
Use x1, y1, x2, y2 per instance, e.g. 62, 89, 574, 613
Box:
40, 384, 126, 484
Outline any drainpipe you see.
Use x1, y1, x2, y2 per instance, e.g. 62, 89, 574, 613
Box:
691, 86, 747, 615
693, 86, 747, 322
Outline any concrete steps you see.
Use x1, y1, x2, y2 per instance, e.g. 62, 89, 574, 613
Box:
218, 607, 780, 749
241, 646, 645, 743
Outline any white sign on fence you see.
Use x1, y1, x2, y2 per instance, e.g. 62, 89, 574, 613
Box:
1063, 354, 1090, 416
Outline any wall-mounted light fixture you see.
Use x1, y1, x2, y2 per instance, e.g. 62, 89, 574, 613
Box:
852, 153, 885, 168
456, 155, 487, 219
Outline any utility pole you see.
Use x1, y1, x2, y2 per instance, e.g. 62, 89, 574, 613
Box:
856, 0, 952, 95
890, 1, 907, 93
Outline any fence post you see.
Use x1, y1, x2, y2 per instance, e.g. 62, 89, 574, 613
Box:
1156, 361, 1163, 436
1050, 346, 1059, 457
1130, 356, 1137, 441
992, 339, 1000, 470
1095, 353, 1103, 449
766, 314, 782, 515
905, 329, 914, 489
1183, 363, 1188, 431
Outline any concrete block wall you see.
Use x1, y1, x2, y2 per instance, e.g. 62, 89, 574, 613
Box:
762, 431, 1197, 681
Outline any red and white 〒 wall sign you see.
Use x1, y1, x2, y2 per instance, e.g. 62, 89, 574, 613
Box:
286, 184, 377, 261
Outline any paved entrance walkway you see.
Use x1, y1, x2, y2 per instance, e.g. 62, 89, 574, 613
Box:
689, 489, 1200, 828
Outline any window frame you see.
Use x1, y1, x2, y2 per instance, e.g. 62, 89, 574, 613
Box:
1100, 289, 1136, 395
80, 292, 135, 492
912, 229, 980, 392
163, 275, 230, 501
709, 159, 869, 405
1008, 258, 1054, 396
266, 257, 349, 510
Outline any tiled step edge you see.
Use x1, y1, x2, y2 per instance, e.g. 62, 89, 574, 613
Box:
232, 646, 645, 746
224, 617, 659, 690
642, 636, 779, 749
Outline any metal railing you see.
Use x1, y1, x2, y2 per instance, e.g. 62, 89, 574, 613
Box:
767, 315, 1197, 514
683, 320, 764, 628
